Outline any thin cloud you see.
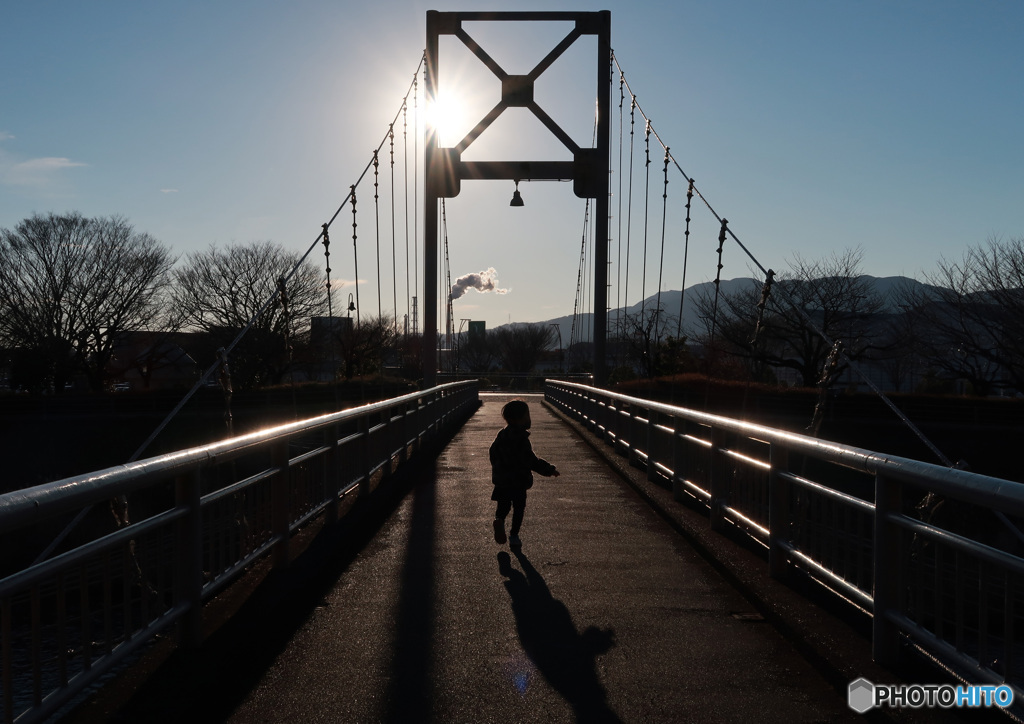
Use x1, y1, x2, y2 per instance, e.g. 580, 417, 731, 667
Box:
0, 131, 13, 142
17, 157, 87, 171
161, 188, 179, 193
330, 278, 366, 290
5, 156, 87, 187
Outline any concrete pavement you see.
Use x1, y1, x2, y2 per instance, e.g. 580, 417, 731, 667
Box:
231, 393, 863, 722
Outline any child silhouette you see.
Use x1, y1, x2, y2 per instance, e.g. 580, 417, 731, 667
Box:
489, 399, 559, 547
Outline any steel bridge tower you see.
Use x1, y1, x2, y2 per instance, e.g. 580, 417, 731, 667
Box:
423, 10, 611, 387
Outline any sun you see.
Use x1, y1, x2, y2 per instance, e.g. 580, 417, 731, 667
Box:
426, 93, 469, 147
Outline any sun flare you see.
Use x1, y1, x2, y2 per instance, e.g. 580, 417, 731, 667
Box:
426, 93, 469, 147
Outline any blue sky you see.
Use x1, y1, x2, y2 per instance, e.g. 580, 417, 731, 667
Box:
3, 1, 1023, 333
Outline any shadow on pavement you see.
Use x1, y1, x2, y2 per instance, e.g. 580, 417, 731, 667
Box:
385, 465, 437, 723
498, 550, 622, 723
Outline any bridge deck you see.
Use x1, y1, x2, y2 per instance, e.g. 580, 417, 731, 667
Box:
77, 393, 872, 723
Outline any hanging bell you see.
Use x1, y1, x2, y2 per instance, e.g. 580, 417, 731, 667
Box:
509, 179, 524, 207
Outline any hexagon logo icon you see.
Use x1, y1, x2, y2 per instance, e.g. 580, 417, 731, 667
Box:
848, 678, 875, 713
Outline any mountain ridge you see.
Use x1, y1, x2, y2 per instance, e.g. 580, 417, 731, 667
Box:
493, 275, 935, 344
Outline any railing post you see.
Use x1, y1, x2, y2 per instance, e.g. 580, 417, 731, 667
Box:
672, 415, 686, 502
605, 394, 617, 445
359, 413, 372, 497
646, 408, 658, 482
614, 395, 626, 454
709, 426, 728, 532
627, 403, 640, 465
768, 443, 790, 579
381, 405, 394, 480
599, 393, 609, 437
326, 423, 341, 524
174, 470, 203, 648
419, 395, 433, 447
426, 391, 436, 441
873, 471, 904, 665
411, 397, 423, 455
270, 440, 291, 569
398, 400, 410, 466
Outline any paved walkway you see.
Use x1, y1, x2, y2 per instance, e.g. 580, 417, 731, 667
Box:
87, 394, 866, 723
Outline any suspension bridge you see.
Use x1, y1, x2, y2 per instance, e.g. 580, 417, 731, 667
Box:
2, 11, 1024, 723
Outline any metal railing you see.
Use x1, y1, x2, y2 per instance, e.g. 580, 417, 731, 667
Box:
546, 380, 1024, 709
437, 372, 593, 392
0, 381, 479, 724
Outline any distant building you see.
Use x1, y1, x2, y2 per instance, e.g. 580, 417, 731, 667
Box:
310, 316, 353, 348
110, 332, 200, 390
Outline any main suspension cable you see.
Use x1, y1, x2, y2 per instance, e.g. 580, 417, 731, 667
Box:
441, 199, 453, 370
413, 72, 420, 334
403, 99, 411, 334
655, 145, 670, 343
623, 95, 637, 334
127, 53, 425, 465
569, 197, 592, 356
39, 55, 428, 566
640, 119, 652, 324
612, 52, 952, 467
373, 150, 382, 316
389, 123, 399, 336
350, 185, 360, 326
616, 69, 625, 344
677, 178, 694, 339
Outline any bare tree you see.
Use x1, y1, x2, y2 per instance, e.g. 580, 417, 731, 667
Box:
872, 306, 926, 393
491, 324, 555, 374
328, 314, 399, 380
0, 212, 175, 392
696, 249, 883, 387
899, 237, 1024, 394
171, 241, 330, 388
618, 307, 665, 378
459, 327, 495, 373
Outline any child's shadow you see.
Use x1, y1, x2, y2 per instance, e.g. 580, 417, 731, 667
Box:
498, 550, 622, 723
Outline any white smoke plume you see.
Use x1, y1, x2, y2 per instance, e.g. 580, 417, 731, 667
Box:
449, 267, 509, 301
